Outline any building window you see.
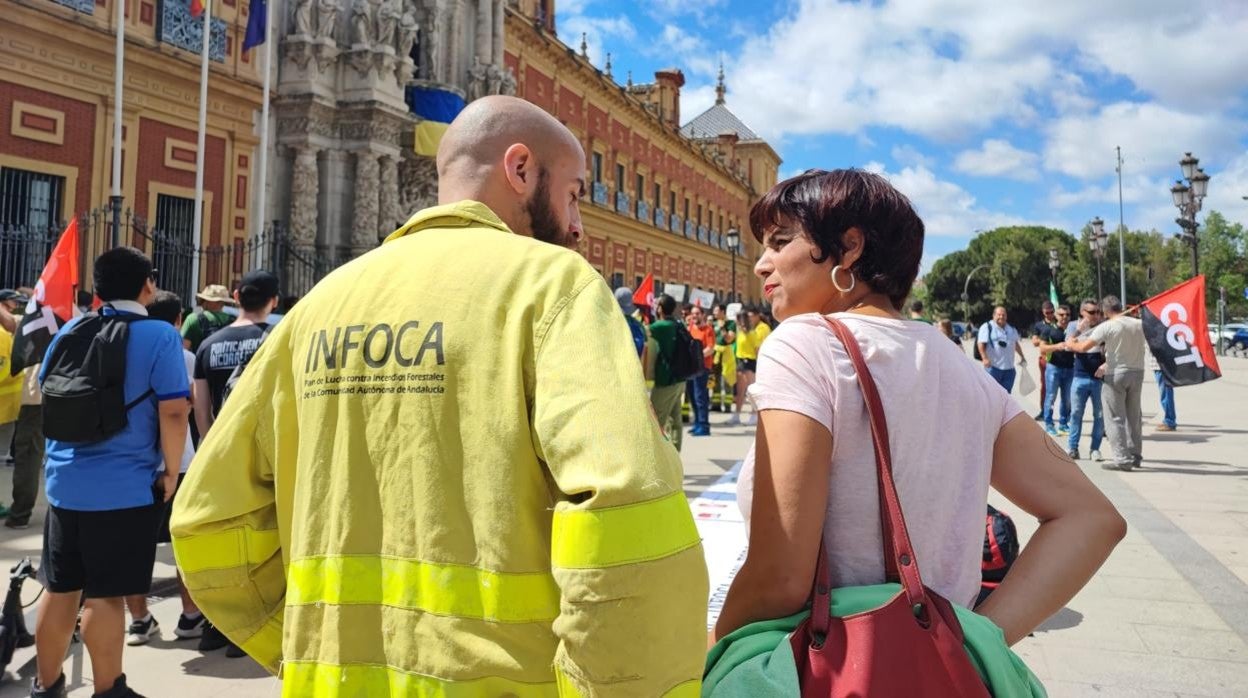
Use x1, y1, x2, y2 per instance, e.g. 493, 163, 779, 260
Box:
696, 203, 703, 226
653, 183, 661, 207
669, 191, 676, 214
611, 272, 624, 290
635, 173, 644, 201
592, 152, 603, 183
683, 198, 690, 221
616, 163, 625, 193
152, 193, 198, 305
0, 167, 65, 230
635, 275, 643, 289
719, 213, 724, 231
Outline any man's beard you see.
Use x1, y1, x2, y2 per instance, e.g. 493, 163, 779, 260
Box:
526, 168, 574, 248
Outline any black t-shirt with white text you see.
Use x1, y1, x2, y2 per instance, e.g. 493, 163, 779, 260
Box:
194, 323, 269, 415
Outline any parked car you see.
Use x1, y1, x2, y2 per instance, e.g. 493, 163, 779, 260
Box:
1231, 328, 1248, 353
1208, 322, 1248, 347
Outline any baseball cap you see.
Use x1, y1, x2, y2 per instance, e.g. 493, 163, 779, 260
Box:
0, 289, 30, 304
614, 287, 636, 314
197, 284, 235, 304
239, 269, 280, 300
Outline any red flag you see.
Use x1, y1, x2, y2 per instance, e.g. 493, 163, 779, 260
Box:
1139, 276, 1220, 387
633, 273, 654, 311
10, 218, 79, 375
34, 217, 80, 322
191, 0, 205, 17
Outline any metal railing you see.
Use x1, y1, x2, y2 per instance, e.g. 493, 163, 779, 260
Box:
0, 208, 349, 309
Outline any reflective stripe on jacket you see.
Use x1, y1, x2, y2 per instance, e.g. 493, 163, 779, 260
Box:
171, 200, 709, 696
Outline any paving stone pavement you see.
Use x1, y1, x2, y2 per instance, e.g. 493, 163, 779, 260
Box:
0, 344, 1243, 696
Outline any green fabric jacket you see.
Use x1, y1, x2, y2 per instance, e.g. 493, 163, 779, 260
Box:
650, 319, 679, 386
704, 584, 1045, 697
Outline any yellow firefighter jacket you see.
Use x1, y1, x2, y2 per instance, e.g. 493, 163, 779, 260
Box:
171, 201, 709, 696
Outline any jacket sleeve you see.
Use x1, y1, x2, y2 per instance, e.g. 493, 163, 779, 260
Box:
170, 323, 293, 675
531, 272, 709, 698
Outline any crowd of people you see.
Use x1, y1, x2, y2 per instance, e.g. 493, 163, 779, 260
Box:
0, 95, 1157, 696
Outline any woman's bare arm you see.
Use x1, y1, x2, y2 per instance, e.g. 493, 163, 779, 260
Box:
977, 414, 1127, 644
712, 409, 832, 642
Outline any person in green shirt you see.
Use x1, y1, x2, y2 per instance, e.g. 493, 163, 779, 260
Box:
649, 294, 685, 452
909, 299, 932, 324
181, 284, 235, 352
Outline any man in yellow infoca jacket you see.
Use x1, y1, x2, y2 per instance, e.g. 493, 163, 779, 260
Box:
171, 96, 709, 696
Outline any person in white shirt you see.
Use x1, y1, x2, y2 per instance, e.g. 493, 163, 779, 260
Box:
1067, 295, 1146, 471
977, 306, 1027, 393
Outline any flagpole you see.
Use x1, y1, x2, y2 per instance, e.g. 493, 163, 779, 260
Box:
191, 0, 210, 300
111, 0, 126, 249
253, 0, 272, 257
1116, 145, 1126, 303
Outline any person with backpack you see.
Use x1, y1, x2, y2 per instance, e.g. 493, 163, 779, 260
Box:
32, 247, 191, 698
180, 285, 234, 353
190, 270, 279, 658
648, 294, 688, 452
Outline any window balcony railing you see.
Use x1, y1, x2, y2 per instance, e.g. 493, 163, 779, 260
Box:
654, 208, 667, 230
710, 230, 720, 248
592, 182, 609, 206
51, 0, 94, 14
636, 200, 650, 222
615, 191, 631, 215
159, 0, 227, 62
697, 226, 708, 244
670, 215, 683, 234
685, 219, 695, 237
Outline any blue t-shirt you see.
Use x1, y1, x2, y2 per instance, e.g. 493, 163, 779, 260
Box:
42, 308, 191, 511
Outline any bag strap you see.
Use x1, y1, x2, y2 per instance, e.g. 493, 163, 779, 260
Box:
808, 316, 928, 642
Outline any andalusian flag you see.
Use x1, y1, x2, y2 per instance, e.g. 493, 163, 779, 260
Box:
1049, 280, 1059, 306
408, 85, 465, 157
191, 0, 205, 17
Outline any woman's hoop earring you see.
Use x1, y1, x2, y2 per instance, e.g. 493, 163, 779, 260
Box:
831, 265, 856, 293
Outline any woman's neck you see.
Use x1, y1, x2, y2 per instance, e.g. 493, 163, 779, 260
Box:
820, 291, 903, 320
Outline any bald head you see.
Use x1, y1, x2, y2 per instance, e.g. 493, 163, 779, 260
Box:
436, 96, 586, 248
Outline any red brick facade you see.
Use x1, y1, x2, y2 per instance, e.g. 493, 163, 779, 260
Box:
135, 117, 226, 246
0, 80, 96, 215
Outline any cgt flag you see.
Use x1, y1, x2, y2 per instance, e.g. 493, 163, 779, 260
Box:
1139, 275, 1221, 387
10, 218, 80, 376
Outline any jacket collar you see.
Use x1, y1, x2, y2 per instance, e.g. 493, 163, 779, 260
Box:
383, 200, 513, 244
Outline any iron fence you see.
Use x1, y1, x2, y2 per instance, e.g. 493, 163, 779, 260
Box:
0, 207, 348, 311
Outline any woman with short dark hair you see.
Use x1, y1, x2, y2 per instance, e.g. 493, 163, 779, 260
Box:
713, 169, 1126, 653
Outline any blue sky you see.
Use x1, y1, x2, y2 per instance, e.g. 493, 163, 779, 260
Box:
556, 0, 1248, 270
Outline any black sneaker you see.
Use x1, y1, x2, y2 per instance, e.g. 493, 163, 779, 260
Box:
30, 672, 67, 698
91, 673, 144, 698
1068, 448, 1080, 460
224, 642, 247, 658
175, 612, 206, 639
198, 622, 229, 651
4, 517, 29, 529
126, 615, 159, 646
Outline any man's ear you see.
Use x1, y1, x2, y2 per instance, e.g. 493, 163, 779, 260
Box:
502, 143, 534, 195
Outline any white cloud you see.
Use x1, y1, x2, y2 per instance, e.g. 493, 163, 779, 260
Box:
891, 144, 935, 169
1203, 151, 1248, 227
862, 163, 1028, 237
953, 139, 1040, 181
1042, 101, 1243, 180
557, 12, 636, 68
1047, 173, 1163, 210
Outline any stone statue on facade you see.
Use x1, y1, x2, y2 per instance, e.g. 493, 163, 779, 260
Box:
290, 148, 320, 244
315, 0, 339, 40
292, 0, 315, 35
397, 9, 418, 57
351, 0, 375, 46
376, 0, 401, 50
498, 65, 516, 95
466, 56, 488, 102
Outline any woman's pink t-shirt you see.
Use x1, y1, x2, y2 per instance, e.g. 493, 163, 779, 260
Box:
738, 313, 1023, 607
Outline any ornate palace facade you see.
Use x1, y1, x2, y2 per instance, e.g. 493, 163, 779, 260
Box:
504, 1, 780, 304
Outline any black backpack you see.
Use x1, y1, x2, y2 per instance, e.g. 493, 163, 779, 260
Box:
41, 310, 152, 443
977, 504, 1020, 607
219, 324, 272, 406
195, 310, 228, 339
664, 322, 706, 382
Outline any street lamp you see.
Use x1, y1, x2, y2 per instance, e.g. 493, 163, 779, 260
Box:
726, 227, 741, 303
1089, 216, 1108, 300
1171, 152, 1211, 276
962, 264, 992, 332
